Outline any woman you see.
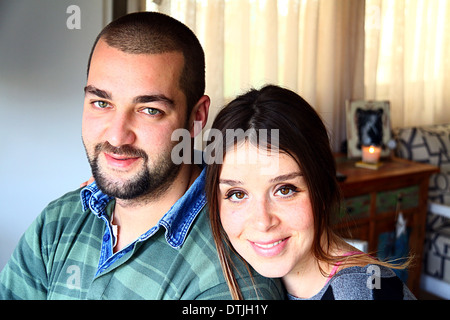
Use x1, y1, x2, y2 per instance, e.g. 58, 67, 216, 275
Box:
205, 85, 415, 300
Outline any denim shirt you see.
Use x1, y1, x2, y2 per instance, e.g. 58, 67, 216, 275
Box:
80, 167, 207, 277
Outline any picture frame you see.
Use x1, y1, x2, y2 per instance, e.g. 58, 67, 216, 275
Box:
346, 100, 391, 159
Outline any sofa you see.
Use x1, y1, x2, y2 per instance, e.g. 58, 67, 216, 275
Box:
394, 123, 450, 299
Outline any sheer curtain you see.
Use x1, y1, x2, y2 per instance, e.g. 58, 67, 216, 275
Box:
140, 0, 450, 150
145, 0, 365, 151
365, 0, 450, 129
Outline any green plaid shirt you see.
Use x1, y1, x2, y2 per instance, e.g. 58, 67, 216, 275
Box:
0, 169, 284, 300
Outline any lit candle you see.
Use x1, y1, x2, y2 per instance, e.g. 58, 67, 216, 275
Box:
362, 145, 381, 164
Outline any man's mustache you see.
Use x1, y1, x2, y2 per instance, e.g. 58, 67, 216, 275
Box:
95, 142, 148, 161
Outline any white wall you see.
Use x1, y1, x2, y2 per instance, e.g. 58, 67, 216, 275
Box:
0, 0, 107, 269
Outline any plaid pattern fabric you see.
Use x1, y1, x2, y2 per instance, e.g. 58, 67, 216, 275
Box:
0, 175, 284, 299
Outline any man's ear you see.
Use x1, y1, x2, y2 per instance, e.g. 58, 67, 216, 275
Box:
189, 95, 210, 138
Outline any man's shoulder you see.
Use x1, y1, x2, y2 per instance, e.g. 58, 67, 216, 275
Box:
179, 205, 224, 262
35, 188, 94, 235
44, 188, 84, 214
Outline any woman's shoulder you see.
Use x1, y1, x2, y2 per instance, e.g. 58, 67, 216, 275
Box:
328, 264, 416, 300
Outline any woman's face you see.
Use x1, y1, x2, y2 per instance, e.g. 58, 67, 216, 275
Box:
218, 142, 315, 278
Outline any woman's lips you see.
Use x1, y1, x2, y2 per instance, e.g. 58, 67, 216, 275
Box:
254, 239, 283, 249
249, 238, 289, 258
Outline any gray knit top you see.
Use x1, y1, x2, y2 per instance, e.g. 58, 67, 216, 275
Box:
287, 264, 416, 300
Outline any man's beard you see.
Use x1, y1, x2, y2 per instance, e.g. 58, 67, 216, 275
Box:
85, 141, 180, 201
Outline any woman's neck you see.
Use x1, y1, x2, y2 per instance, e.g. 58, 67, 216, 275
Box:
282, 240, 354, 299
282, 251, 330, 299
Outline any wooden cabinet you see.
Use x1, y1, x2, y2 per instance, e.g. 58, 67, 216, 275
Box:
334, 156, 439, 296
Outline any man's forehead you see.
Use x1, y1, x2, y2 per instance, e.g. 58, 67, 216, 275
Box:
92, 38, 184, 62
87, 39, 187, 106
88, 40, 185, 82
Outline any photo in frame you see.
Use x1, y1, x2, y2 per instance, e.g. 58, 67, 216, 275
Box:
346, 100, 391, 158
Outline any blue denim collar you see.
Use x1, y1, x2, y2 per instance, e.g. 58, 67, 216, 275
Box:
80, 166, 207, 249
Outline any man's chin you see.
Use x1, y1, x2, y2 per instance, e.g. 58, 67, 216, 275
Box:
89, 150, 181, 202
94, 172, 151, 200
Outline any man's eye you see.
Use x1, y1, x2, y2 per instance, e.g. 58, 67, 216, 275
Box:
142, 108, 161, 116
92, 101, 109, 109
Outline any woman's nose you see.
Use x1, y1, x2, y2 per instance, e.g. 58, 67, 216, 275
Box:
250, 198, 280, 232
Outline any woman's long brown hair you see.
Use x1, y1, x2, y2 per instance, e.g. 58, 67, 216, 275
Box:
205, 85, 409, 299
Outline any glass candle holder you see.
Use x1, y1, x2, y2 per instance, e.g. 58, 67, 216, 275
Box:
361, 145, 381, 164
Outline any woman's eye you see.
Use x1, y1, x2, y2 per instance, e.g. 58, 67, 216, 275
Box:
142, 108, 161, 116
92, 101, 110, 109
275, 185, 298, 197
225, 190, 248, 202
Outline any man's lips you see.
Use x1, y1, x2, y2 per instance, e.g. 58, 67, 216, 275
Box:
249, 237, 289, 257
103, 152, 141, 168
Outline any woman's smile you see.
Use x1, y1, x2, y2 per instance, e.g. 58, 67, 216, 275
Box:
249, 237, 290, 257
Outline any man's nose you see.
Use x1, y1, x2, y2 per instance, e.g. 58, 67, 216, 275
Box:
104, 110, 136, 147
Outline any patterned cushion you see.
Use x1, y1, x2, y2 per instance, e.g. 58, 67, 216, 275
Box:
394, 123, 450, 286
394, 123, 450, 205
423, 213, 450, 283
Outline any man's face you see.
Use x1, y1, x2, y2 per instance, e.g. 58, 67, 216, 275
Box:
82, 39, 188, 200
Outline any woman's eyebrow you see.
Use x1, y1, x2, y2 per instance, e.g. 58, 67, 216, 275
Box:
219, 179, 243, 186
219, 172, 302, 186
269, 172, 303, 184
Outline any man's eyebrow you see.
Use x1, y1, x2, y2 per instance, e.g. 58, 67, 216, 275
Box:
84, 85, 112, 100
269, 172, 303, 184
84, 85, 174, 108
133, 94, 175, 108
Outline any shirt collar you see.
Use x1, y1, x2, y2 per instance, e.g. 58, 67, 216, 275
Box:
80, 183, 113, 215
80, 166, 207, 249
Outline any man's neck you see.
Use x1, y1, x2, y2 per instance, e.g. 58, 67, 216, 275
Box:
112, 164, 201, 252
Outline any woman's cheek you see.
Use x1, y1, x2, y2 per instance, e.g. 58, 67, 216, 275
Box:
220, 207, 245, 238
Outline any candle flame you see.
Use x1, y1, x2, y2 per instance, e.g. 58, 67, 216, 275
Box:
369, 146, 375, 153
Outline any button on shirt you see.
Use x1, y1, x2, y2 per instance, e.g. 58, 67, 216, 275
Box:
0, 167, 284, 300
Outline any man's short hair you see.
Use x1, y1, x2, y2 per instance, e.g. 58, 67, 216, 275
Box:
87, 12, 206, 114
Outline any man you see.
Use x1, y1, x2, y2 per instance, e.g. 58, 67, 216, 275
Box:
0, 12, 284, 299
